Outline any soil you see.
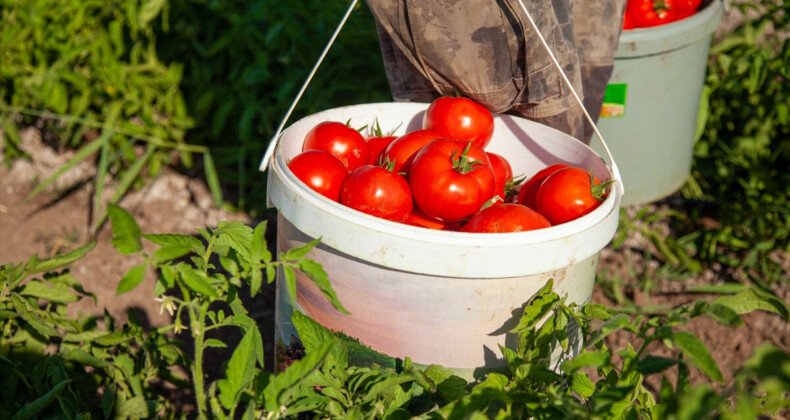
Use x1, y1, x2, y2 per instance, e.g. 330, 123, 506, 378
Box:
2, 123, 788, 417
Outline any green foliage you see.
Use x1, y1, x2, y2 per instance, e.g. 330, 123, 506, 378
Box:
153, 0, 391, 212
677, 0, 790, 284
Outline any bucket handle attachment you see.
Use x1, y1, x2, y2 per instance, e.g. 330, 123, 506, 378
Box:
260, 0, 625, 200
259, 0, 360, 173
514, 0, 625, 199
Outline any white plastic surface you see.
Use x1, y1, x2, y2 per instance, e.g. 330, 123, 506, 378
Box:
265, 102, 622, 278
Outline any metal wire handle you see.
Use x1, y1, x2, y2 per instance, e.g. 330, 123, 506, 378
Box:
259, 0, 360, 173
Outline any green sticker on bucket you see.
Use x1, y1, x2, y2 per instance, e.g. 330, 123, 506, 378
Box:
601, 83, 627, 118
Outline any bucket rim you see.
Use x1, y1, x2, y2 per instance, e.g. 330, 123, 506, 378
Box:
267, 102, 620, 246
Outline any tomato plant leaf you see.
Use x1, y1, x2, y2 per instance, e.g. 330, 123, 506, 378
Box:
561, 350, 609, 372
178, 266, 219, 299
714, 287, 789, 321
298, 259, 348, 315
152, 244, 193, 263
143, 233, 205, 255
586, 314, 632, 349
22, 242, 96, 279
19, 280, 79, 304
262, 339, 334, 413
218, 327, 258, 409
570, 372, 595, 398
292, 310, 348, 369
116, 263, 147, 296
12, 379, 71, 420
635, 355, 678, 375
108, 204, 142, 255
215, 221, 253, 265
672, 331, 723, 383
283, 238, 320, 261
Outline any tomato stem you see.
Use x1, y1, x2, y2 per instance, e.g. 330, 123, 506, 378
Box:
451, 142, 485, 174
588, 170, 614, 201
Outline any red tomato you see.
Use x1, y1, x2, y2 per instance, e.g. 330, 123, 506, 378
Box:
340, 164, 413, 222
674, 0, 701, 12
486, 152, 514, 202
461, 203, 551, 233
409, 138, 496, 222
366, 135, 397, 165
626, 0, 678, 27
536, 167, 608, 225
303, 121, 370, 172
403, 207, 462, 231
423, 96, 495, 148
622, 10, 637, 29
382, 129, 442, 173
287, 150, 348, 202
517, 164, 570, 210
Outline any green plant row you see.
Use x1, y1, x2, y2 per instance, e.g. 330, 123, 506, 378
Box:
2, 206, 788, 419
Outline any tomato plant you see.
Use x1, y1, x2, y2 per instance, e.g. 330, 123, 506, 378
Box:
303, 121, 370, 172
340, 161, 413, 222
517, 163, 570, 210
382, 128, 442, 173
287, 150, 348, 202
423, 96, 495, 148
409, 138, 496, 222
536, 166, 608, 225
461, 203, 551, 233
486, 152, 514, 202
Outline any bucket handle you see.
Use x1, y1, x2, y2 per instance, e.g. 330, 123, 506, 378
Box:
514, 0, 625, 199
259, 0, 360, 173
260, 0, 625, 200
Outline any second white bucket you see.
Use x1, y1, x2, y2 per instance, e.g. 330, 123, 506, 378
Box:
265, 102, 622, 380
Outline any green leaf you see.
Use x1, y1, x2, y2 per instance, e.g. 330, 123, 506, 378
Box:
108, 204, 142, 255
62, 348, 110, 368
18, 280, 79, 303
298, 259, 349, 314
116, 395, 149, 418
22, 241, 96, 277
703, 303, 743, 327
139, 0, 166, 26
686, 283, 747, 294
178, 266, 219, 298
292, 310, 348, 369
569, 372, 595, 398
512, 279, 559, 333
152, 244, 193, 263
11, 379, 71, 420
203, 150, 224, 207
635, 355, 679, 375
117, 263, 147, 295
24, 137, 105, 200
714, 287, 790, 320
672, 331, 723, 383
215, 221, 254, 264
218, 327, 259, 409
143, 233, 205, 254
560, 350, 609, 372
204, 338, 227, 348
283, 238, 320, 261
262, 339, 334, 413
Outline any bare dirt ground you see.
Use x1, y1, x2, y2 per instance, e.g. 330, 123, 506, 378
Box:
2, 124, 788, 414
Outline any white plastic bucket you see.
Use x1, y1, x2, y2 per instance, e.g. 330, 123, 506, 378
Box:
593, 0, 723, 206
264, 102, 622, 379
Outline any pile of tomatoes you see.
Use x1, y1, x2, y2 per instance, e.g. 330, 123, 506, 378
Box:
622, 0, 701, 29
287, 97, 610, 234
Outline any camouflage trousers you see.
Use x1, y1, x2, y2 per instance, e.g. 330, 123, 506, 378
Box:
364, 0, 627, 143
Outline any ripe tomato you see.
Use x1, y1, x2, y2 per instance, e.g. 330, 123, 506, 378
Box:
423, 96, 495, 148
302, 121, 370, 172
403, 206, 462, 231
382, 129, 442, 173
409, 138, 496, 222
517, 163, 569, 210
366, 135, 397, 165
486, 152, 514, 202
287, 150, 348, 202
536, 167, 608, 225
622, 10, 637, 29
461, 203, 551, 233
340, 163, 413, 222
626, 0, 678, 27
